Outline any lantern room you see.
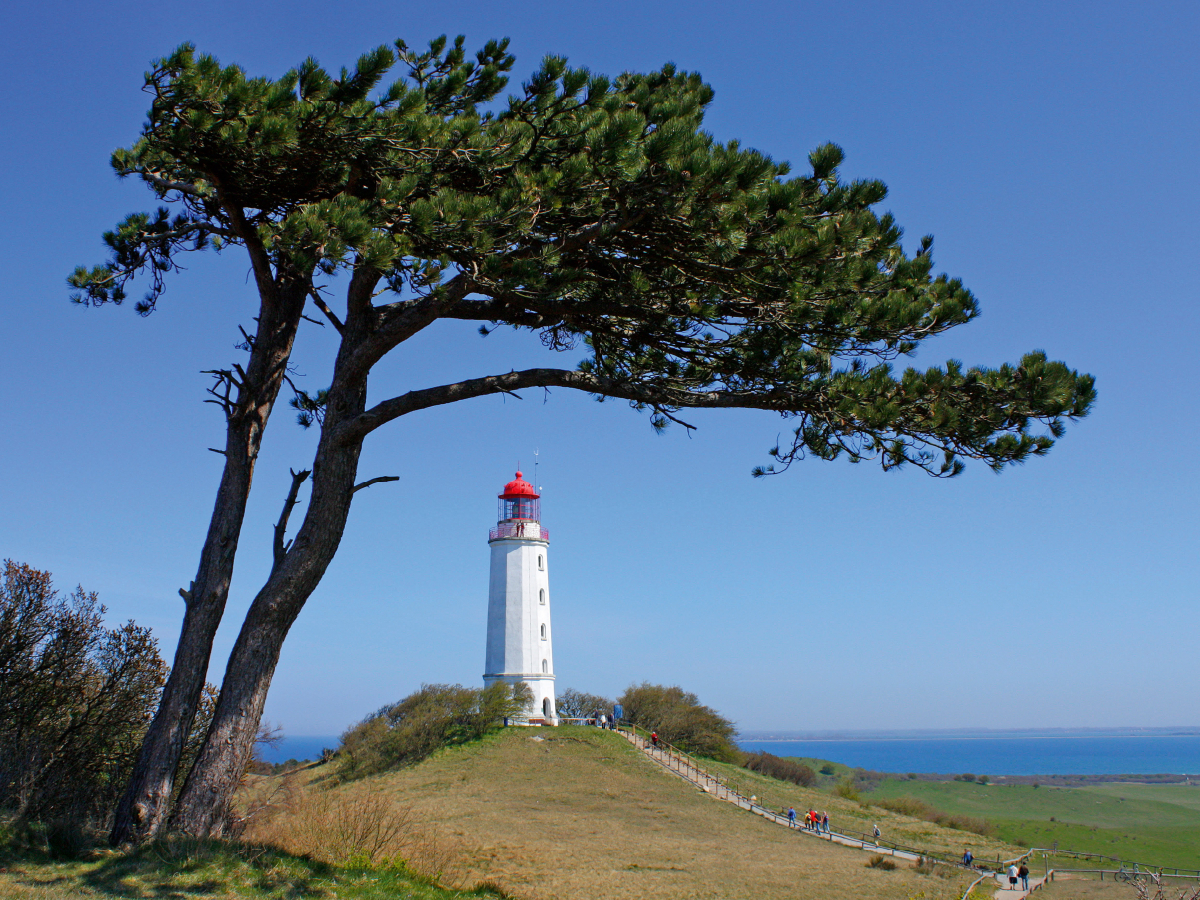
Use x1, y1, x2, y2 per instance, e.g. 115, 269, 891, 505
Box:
498, 471, 540, 522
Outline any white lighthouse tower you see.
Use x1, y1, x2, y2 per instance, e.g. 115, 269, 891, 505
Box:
483, 471, 558, 725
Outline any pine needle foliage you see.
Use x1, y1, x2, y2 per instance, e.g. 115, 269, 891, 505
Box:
72, 35, 1094, 476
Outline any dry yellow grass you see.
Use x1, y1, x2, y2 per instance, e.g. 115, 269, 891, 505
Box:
256, 726, 1021, 900
1035, 872, 1140, 898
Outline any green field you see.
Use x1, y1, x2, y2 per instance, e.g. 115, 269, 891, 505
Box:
867, 778, 1200, 870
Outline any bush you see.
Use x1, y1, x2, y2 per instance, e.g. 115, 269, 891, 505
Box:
834, 777, 860, 801
875, 795, 995, 837
0, 560, 188, 830
617, 683, 738, 762
866, 854, 896, 870
338, 682, 531, 780
820, 764, 837, 776
742, 752, 815, 787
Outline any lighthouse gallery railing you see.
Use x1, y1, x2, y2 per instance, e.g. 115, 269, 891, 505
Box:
488, 522, 549, 542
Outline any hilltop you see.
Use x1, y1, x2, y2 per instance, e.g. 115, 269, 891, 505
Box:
250, 726, 1021, 900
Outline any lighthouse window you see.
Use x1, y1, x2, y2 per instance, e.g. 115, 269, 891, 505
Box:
540, 624, 547, 640
538, 555, 544, 570
542, 659, 548, 673
539, 588, 546, 605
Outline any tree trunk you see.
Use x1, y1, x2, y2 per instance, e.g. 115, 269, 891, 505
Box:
171, 375, 368, 836
110, 285, 307, 845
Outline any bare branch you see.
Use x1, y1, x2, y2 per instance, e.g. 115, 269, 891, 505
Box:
352, 475, 400, 493
272, 468, 311, 573
309, 291, 344, 334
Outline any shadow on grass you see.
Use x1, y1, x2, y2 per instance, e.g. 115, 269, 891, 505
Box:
78, 838, 336, 899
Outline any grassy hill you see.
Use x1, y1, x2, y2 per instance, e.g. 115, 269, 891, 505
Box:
1, 728, 1038, 899
868, 778, 1200, 870
247, 726, 1019, 900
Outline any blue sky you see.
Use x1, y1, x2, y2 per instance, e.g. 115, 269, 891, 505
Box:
1, 0, 1196, 736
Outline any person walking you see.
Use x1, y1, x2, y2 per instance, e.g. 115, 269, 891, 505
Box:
787, 807, 796, 828
872, 823, 880, 844
821, 811, 829, 834
1018, 863, 1030, 891
651, 731, 658, 747
962, 849, 973, 868
1007, 863, 1019, 890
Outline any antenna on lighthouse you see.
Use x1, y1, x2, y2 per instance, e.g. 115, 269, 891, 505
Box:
534, 448, 539, 492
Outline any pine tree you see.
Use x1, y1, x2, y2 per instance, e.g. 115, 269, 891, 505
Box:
73, 37, 1095, 842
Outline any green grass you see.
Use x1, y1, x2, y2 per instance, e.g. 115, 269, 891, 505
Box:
0, 834, 506, 900
868, 778, 1200, 870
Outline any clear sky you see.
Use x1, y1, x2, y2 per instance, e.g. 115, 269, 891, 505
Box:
2, 0, 1197, 737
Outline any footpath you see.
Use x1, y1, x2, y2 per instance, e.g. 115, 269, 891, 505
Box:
616, 727, 1046, 900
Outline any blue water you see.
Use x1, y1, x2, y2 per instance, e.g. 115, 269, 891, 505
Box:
738, 735, 1200, 776
261, 736, 339, 763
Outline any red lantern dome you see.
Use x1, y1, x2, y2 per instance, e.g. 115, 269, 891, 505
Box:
491, 470, 548, 542
499, 471, 539, 500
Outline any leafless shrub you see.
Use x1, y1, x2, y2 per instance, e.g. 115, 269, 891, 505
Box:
866, 853, 896, 870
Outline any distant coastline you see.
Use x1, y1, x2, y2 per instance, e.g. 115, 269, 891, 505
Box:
738, 731, 1200, 778
739, 726, 1200, 742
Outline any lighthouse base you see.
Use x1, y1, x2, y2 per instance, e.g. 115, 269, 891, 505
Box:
484, 673, 558, 726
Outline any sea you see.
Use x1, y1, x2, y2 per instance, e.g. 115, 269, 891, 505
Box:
264, 731, 1200, 776
737, 733, 1200, 777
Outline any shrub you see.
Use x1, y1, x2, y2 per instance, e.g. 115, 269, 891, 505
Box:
555, 688, 613, 720
877, 796, 937, 818
617, 683, 739, 762
977, 775, 990, 784
338, 682, 531, 779
834, 777, 860, 801
866, 854, 896, 870
0, 560, 203, 830
742, 752, 815, 787
820, 764, 836, 776
876, 795, 995, 837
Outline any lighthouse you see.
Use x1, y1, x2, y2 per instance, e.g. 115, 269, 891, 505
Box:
483, 471, 558, 724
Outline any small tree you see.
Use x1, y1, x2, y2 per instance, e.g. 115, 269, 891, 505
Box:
618, 682, 739, 761
555, 688, 613, 720
74, 37, 1095, 840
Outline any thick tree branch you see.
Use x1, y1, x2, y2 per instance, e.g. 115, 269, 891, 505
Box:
334, 368, 795, 446
352, 475, 400, 493
272, 468, 311, 573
